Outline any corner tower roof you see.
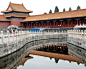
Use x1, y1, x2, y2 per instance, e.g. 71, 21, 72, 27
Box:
1, 2, 33, 13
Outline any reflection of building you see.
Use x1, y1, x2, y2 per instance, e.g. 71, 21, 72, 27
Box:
30, 50, 83, 64
1, 2, 86, 28
20, 56, 33, 66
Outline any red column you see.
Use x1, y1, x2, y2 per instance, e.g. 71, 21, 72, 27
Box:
36, 22, 37, 28
21, 23, 23, 27
64, 21, 65, 27
77, 19, 78, 25
35, 22, 36, 28
55, 21, 56, 28
47, 21, 49, 28
28, 23, 29, 28
45, 22, 46, 27
39, 22, 40, 28
57, 21, 59, 27
71, 20, 72, 27
33, 22, 34, 28
84, 19, 85, 24
53, 21, 55, 28
61, 46, 63, 51
38, 22, 39, 28
79, 19, 80, 25
80, 19, 81, 25
56, 21, 58, 28
50, 22, 51, 28
70, 20, 71, 27
42, 22, 43, 28
31, 23, 32, 29
27, 23, 28, 28
84, 19, 86, 24
44, 22, 45, 28
54, 46, 55, 51
68, 20, 69, 27
39, 22, 40, 27
62, 21, 64, 27
61, 20, 62, 27
57, 21, 59, 28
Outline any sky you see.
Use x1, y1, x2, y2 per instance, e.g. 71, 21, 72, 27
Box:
0, 0, 86, 15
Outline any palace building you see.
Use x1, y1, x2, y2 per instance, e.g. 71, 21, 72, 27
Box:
0, 2, 86, 29
1, 2, 32, 27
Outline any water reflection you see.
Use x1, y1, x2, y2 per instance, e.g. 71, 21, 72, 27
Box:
54, 58, 59, 63
0, 38, 86, 69
18, 54, 86, 69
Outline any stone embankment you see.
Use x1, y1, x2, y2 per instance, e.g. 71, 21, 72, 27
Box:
0, 30, 67, 58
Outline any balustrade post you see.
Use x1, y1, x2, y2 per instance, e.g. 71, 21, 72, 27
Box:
84, 30, 86, 48
1, 31, 4, 43
18, 31, 19, 40
11, 30, 13, 34
16, 31, 17, 49
13, 32, 14, 41
20, 30, 22, 47
7, 31, 10, 43
81, 30, 83, 48
21, 30, 22, 35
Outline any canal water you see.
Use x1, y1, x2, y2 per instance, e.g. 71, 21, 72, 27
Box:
0, 38, 86, 69
17, 54, 86, 69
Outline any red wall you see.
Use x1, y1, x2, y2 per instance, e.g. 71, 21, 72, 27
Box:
0, 23, 10, 26
0, 21, 21, 27
10, 20, 21, 26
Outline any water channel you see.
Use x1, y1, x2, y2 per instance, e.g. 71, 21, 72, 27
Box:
0, 38, 86, 69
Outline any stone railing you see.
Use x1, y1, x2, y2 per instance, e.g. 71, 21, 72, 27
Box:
0, 30, 67, 58
67, 43, 86, 66
67, 30, 86, 49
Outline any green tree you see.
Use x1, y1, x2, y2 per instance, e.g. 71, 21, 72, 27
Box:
50, 58, 52, 60
54, 6, 59, 13
49, 9, 52, 13
77, 6, 81, 10
55, 58, 59, 63
77, 62, 80, 65
69, 61, 71, 63
44, 12, 47, 14
63, 8, 66, 12
69, 7, 72, 11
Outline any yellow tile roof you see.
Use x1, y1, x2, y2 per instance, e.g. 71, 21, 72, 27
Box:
0, 15, 10, 21
1, 2, 33, 13
21, 9, 86, 22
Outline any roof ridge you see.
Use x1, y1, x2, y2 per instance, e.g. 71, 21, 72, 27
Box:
1, 2, 33, 13
29, 8, 86, 17
10, 2, 22, 6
